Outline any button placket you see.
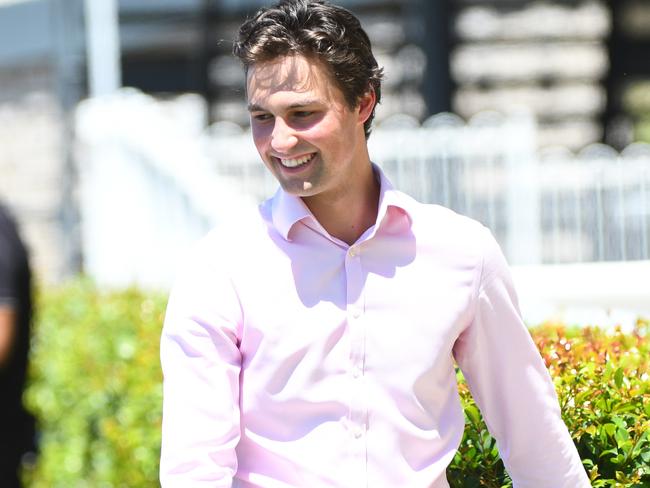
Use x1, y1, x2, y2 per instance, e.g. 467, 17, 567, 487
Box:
344, 243, 367, 486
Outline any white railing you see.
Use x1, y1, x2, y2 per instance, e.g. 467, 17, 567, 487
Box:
537, 144, 650, 263
75, 89, 650, 291
378, 134, 650, 264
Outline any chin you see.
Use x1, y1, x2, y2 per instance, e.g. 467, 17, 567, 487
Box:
279, 181, 318, 197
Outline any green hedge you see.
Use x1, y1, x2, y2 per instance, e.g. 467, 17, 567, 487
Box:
24, 280, 166, 487
448, 320, 650, 487
24, 280, 650, 487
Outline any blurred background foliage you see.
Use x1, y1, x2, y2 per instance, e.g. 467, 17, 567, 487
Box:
23, 280, 649, 487
24, 280, 165, 487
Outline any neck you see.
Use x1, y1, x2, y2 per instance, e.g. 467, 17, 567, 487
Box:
303, 162, 380, 246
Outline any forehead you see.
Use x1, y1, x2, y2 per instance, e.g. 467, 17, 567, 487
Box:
246, 55, 341, 106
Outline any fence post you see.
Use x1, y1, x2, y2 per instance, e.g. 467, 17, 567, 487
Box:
504, 112, 541, 265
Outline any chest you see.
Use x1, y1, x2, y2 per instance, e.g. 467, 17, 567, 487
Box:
234, 236, 478, 375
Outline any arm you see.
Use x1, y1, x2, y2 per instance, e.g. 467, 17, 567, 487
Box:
0, 303, 17, 368
453, 228, 590, 488
0, 222, 19, 368
160, 239, 243, 487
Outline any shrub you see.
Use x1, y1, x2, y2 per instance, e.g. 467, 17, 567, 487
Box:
24, 280, 650, 486
448, 319, 650, 487
24, 279, 166, 487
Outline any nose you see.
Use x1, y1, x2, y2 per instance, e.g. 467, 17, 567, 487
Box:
270, 117, 298, 153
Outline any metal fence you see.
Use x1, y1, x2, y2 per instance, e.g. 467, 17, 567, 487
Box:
537, 144, 650, 264
76, 90, 650, 287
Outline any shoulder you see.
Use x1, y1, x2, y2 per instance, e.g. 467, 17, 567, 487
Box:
406, 197, 492, 247
416, 201, 509, 286
400, 197, 506, 279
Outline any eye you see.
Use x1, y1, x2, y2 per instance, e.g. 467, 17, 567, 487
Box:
252, 113, 273, 122
293, 111, 314, 118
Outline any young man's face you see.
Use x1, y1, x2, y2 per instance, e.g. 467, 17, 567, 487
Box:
246, 54, 374, 201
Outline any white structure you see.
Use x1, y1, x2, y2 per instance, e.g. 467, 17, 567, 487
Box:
75, 89, 257, 289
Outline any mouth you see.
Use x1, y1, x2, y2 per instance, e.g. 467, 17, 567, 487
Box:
275, 153, 316, 169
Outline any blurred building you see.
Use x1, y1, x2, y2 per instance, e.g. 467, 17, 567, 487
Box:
0, 0, 84, 283
112, 0, 649, 150
603, 0, 650, 147
451, 1, 610, 150
451, 0, 650, 151
101, 0, 650, 152
116, 0, 436, 125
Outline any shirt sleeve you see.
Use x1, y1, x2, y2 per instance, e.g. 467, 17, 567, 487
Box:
160, 237, 243, 487
453, 227, 590, 488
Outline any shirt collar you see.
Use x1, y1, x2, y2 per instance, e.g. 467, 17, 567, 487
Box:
271, 185, 314, 241
271, 163, 415, 242
373, 163, 414, 230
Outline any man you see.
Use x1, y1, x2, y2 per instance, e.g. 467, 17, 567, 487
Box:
160, 1, 590, 486
0, 203, 35, 488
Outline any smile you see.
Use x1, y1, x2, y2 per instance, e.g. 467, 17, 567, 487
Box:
278, 153, 316, 168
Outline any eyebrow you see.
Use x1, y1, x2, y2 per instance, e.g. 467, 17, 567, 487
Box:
247, 100, 323, 112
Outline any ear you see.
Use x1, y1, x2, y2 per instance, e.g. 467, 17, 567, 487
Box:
357, 88, 376, 125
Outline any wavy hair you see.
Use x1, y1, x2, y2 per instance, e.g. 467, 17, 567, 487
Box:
233, 0, 383, 138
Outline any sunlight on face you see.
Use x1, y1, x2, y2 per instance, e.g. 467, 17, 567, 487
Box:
246, 55, 369, 201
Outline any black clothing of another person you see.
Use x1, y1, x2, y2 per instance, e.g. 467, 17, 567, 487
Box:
0, 204, 36, 488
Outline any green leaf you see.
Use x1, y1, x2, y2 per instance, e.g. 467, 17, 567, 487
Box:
614, 427, 630, 445
603, 423, 617, 438
611, 453, 626, 464
482, 434, 493, 451
465, 405, 481, 426
611, 416, 627, 430
600, 447, 619, 458
616, 440, 633, 455
614, 367, 624, 389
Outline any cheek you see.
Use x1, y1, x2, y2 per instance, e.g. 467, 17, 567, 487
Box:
251, 123, 272, 151
301, 117, 346, 146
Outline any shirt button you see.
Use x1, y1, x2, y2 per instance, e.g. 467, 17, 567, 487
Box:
352, 426, 364, 439
352, 366, 362, 378
349, 246, 358, 257
351, 308, 361, 319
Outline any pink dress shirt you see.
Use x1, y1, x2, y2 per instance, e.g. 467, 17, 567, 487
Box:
160, 165, 590, 487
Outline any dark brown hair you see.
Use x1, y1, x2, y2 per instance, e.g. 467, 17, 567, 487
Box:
233, 0, 383, 138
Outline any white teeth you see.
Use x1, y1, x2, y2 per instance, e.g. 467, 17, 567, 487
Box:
280, 154, 314, 168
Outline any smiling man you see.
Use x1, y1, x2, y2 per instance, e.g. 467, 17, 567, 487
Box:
159, 1, 590, 487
